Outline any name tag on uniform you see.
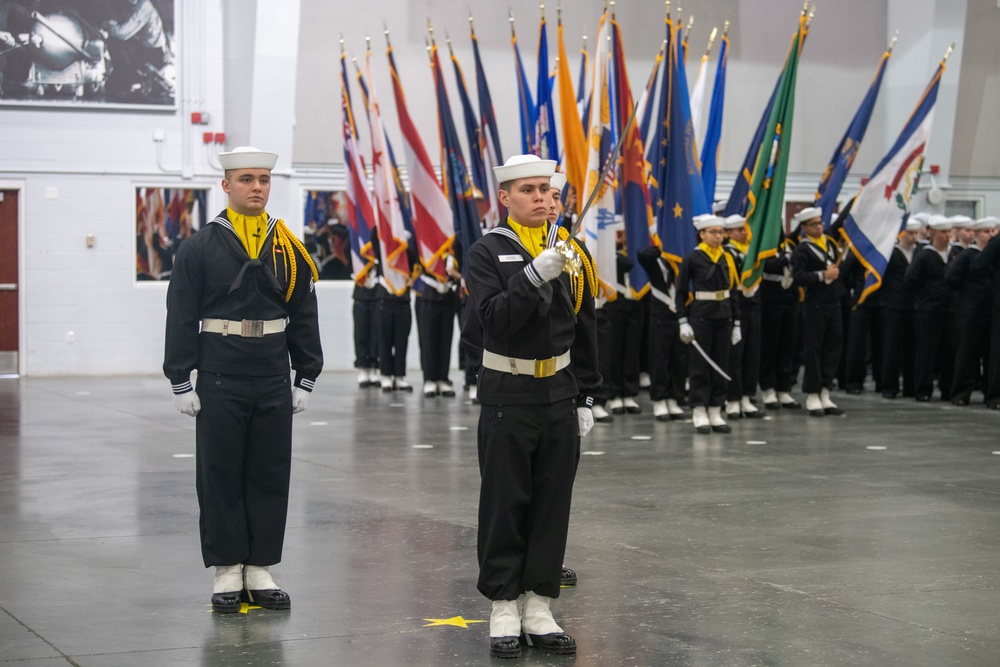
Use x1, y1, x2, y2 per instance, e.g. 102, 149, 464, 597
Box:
498, 254, 524, 263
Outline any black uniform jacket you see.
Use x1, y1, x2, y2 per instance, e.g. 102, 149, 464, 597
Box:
946, 246, 988, 316
792, 234, 844, 305
163, 211, 323, 392
462, 219, 601, 406
676, 246, 740, 321
904, 245, 955, 313
971, 234, 1000, 310
761, 237, 798, 305
637, 245, 677, 312
882, 245, 916, 311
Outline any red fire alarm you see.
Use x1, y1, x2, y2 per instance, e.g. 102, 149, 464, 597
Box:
929, 164, 940, 175
214, 132, 226, 144
202, 131, 213, 144
191, 112, 202, 124
861, 177, 869, 186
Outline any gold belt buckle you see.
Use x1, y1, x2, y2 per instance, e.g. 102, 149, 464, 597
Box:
533, 357, 557, 378
242, 319, 264, 338
715, 290, 726, 300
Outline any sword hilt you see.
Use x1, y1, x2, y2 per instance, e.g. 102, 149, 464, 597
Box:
553, 239, 582, 278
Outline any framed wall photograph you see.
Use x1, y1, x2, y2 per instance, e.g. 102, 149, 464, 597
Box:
135, 186, 208, 282
302, 189, 353, 281
0, 0, 176, 108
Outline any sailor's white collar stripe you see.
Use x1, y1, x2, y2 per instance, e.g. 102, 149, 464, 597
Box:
211, 214, 278, 236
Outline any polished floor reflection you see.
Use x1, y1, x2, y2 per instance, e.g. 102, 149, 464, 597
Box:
1, 374, 999, 666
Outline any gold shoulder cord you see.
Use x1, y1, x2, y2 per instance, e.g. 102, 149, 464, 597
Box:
556, 228, 597, 314
274, 221, 319, 302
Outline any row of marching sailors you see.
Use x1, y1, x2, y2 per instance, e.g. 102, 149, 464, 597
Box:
594, 206, 847, 434
593, 205, 1000, 433
351, 225, 472, 398
842, 211, 1000, 407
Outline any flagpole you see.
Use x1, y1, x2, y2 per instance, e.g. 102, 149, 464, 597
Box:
704, 27, 717, 57
887, 30, 898, 55
941, 41, 956, 63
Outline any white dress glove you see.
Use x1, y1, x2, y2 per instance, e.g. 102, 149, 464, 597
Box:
731, 322, 742, 345
679, 320, 695, 344
577, 407, 594, 437
530, 248, 566, 283
174, 391, 201, 417
291, 387, 310, 414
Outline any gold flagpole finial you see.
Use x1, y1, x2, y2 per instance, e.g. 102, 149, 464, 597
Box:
942, 40, 956, 62
665, 0, 670, 20
887, 29, 898, 54
687, 15, 695, 33
383, 23, 391, 48
801, 0, 809, 15
723, 20, 730, 36
557, 2, 562, 25
509, 9, 516, 38
446, 30, 454, 55
427, 18, 436, 46
339, 33, 345, 56
705, 26, 717, 56
469, 11, 475, 36
540, 1, 545, 21
365, 35, 371, 53
581, 34, 587, 50
610, 0, 616, 19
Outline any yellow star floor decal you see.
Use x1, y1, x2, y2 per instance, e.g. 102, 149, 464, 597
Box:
208, 602, 262, 614
423, 615, 486, 628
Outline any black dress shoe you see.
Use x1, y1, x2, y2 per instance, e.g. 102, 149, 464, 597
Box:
725, 412, 742, 421
243, 588, 290, 610
915, 395, 931, 403
669, 412, 685, 421
808, 408, 825, 417
523, 632, 576, 655
988, 401, 1000, 410
951, 396, 970, 406
489, 636, 521, 659
764, 401, 780, 410
439, 385, 456, 397
211, 591, 242, 613
846, 388, 862, 395
881, 390, 898, 399
711, 424, 732, 434
824, 407, 844, 416
780, 400, 801, 409
695, 425, 711, 434
560, 566, 577, 586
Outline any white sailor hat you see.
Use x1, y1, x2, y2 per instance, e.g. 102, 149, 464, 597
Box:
947, 215, 974, 227
493, 154, 557, 183
693, 214, 725, 231
911, 211, 932, 224
792, 206, 823, 225
711, 200, 726, 214
926, 214, 953, 231
971, 216, 999, 230
550, 171, 567, 191
723, 214, 746, 230
218, 146, 278, 170
904, 216, 924, 232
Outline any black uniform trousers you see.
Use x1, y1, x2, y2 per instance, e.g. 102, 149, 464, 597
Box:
648, 303, 686, 403
595, 308, 613, 404
801, 302, 843, 394
913, 311, 956, 400
988, 307, 1000, 406
416, 296, 457, 383
689, 315, 731, 407
604, 297, 643, 398
759, 299, 799, 393
845, 305, 884, 392
353, 298, 379, 370
881, 309, 916, 397
951, 311, 991, 403
727, 299, 761, 400
476, 398, 579, 601
377, 298, 411, 378
457, 297, 480, 388
195, 373, 292, 567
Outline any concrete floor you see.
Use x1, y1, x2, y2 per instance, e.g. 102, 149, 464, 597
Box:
1, 373, 999, 666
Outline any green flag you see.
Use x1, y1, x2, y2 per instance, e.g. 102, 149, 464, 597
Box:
741, 15, 807, 289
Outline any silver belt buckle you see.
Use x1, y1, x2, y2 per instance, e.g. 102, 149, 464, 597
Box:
242, 319, 264, 338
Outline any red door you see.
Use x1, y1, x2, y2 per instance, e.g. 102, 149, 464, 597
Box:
0, 190, 18, 374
